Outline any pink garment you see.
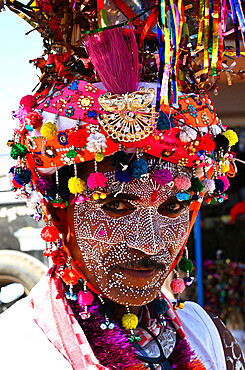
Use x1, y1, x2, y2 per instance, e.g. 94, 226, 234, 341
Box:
29, 267, 187, 370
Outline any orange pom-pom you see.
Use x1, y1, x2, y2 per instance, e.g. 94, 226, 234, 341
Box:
61, 268, 80, 285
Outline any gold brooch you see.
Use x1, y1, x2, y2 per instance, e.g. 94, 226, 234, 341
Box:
98, 87, 157, 142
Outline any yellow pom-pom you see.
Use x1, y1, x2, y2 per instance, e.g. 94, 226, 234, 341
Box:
100, 193, 107, 200
92, 192, 100, 200
121, 313, 138, 330
68, 176, 86, 194
221, 161, 230, 173
223, 129, 238, 147
95, 152, 105, 162
40, 122, 57, 140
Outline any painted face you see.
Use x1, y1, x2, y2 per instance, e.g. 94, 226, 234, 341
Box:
66, 158, 191, 306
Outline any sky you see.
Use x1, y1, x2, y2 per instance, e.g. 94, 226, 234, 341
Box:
0, 8, 43, 157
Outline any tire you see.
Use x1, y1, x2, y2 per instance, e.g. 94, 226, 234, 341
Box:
0, 250, 48, 294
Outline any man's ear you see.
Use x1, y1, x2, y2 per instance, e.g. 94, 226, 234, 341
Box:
46, 203, 68, 235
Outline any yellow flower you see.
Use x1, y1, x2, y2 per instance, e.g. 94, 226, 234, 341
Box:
40, 122, 57, 140
68, 177, 86, 194
121, 313, 138, 330
223, 130, 238, 147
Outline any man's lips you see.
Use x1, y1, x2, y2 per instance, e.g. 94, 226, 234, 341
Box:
114, 265, 158, 278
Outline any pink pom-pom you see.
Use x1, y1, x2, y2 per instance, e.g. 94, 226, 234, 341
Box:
20, 95, 37, 110
170, 278, 185, 294
174, 175, 191, 190
87, 172, 108, 189
153, 169, 173, 186
218, 176, 230, 191
78, 290, 94, 308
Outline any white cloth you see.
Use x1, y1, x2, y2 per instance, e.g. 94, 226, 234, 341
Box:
0, 291, 226, 370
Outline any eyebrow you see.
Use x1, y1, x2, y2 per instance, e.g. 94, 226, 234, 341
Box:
97, 193, 139, 204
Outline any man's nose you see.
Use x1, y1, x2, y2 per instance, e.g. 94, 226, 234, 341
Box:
125, 208, 166, 255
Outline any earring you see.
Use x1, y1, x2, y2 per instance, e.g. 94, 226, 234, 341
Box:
61, 257, 80, 300
179, 245, 194, 287
98, 295, 115, 330
170, 269, 185, 310
153, 294, 168, 327
41, 214, 60, 258
78, 280, 94, 319
122, 306, 140, 343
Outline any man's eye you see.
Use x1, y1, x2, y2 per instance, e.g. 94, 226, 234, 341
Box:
158, 201, 187, 217
102, 200, 135, 216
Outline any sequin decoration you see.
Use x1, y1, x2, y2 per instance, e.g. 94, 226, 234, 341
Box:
77, 95, 95, 110
52, 98, 67, 112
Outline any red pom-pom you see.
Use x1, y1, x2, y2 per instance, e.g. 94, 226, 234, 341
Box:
40, 225, 59, 242
20, 95, 37, 109
24, 111, 43, 129
198, 134, 215, 152
44, 248, 55, 258
170, 278, 185, 294
78, 290, 94, 307
51, 249, 68, 265
61, 268, 80, 285
69, 130, 86, 149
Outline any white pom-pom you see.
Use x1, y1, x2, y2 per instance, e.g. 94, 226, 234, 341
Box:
211, 125, 221, 136
86, 132, 107, 153
202, 178, 215, 193
179, 126, 197, 143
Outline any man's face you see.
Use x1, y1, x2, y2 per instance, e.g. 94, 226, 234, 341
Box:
65, 157, 190, 306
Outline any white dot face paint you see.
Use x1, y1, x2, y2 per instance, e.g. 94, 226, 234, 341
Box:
68, 165, 191, 306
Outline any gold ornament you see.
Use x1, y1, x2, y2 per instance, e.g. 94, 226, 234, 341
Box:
98, 87, 157, 142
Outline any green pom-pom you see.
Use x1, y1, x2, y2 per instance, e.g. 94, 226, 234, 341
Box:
179, 257, 193, 272
66, 149, 77, 158
190, 177, 204, 193
10, 143, 28, 160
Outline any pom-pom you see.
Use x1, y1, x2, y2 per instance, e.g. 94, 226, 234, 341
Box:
201, 178, 215, 194
223, 129, 238, 147
190, 177, 204, 193
214, 178, 225, 193
156, 111, 174, 131
36, 176, 53, 194
10, 143, 28, 160
111, 151, 129, 171
51, 249, 68, 265
214, 134, 229, 153
131, 158, 148, 179
40, 122, 57, 140
153, 169, 173, 186
40, 225, 59, 242
170, 278, 185, 294
153, 299, 168, 314
218, 176, 230, 191
61, 268, 79, 285
95, 152, 105, 162
78, 290, 94, 307
174, 175, 191, 190
179, 126, 197, 143
176, 191, 191, 201
69, 130, 86, 149
179, 257, 193, 272
115, 167, 133, 184
221, 161, 230, 173
122, 313, 138, 330
86, 132, 107, 153
68, 176, 86, 194
24, 111, 42, 129
87, 172, 108, 189
198, 134, 215, 152
20, 95, 37, 109
14, 169, 32, 186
